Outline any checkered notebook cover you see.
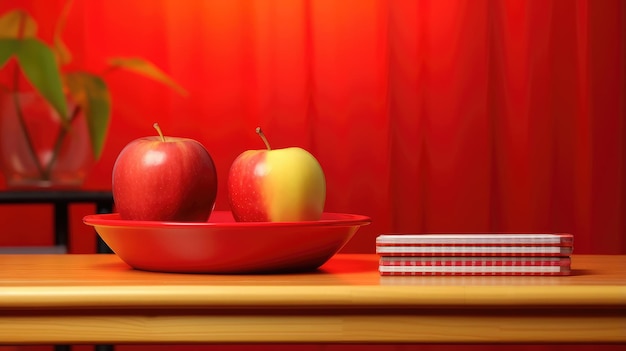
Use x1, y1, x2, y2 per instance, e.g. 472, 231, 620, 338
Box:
376, 233, 573, 257
379, 256, 572, 276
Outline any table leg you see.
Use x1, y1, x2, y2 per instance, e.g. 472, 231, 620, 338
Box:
53, 203, 69, 249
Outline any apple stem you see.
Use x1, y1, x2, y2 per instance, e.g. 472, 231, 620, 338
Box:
153, 123, 166, 142
256, 127, 271, 150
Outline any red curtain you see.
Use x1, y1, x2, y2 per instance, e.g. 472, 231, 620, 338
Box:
0, 0, 624, 254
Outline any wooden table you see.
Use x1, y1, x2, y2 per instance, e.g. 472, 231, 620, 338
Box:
0, 254, 624, 345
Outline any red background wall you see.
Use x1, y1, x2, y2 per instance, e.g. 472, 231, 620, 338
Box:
0, 0, 624, 350
1, 0, 623, 255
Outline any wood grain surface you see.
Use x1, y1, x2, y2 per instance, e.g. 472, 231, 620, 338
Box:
0, 254, 624, 344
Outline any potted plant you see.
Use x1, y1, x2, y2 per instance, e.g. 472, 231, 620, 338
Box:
0, 1, 186, 187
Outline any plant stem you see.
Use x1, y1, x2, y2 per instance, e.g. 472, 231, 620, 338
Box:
10, 12, 47, 180
12, 72, 47, 180
42, 105, 81, 180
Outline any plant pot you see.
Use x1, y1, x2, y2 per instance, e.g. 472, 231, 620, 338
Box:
0, 91, 94, 188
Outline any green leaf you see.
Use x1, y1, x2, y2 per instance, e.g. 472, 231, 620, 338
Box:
13, 38, 68, 120
64, 72, 111, 159
0, 10, 37, 38
108, 57, 187, 96
0, 38, 19, 67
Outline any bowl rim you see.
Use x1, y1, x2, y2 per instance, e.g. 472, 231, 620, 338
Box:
83, 211, 371, 229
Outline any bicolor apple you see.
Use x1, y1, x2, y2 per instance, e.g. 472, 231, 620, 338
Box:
227, 127, 326, 222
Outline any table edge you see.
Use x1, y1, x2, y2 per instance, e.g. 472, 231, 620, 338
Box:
1, 285, 625, 309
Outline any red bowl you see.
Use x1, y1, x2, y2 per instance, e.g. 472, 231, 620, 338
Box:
83, 211, 370, 274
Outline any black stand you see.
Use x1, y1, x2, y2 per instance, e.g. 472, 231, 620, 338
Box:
0, 190, 114, 253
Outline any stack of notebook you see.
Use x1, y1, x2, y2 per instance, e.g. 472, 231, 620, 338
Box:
376, 233, 573, 276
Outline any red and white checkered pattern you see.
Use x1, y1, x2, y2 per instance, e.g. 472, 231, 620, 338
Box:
376, 233, 573, 257
379, 256, 571, 276
376, 233, 573, 276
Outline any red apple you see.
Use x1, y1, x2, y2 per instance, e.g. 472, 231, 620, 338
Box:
227, 127, 326, 222
112, 123, 217, 222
